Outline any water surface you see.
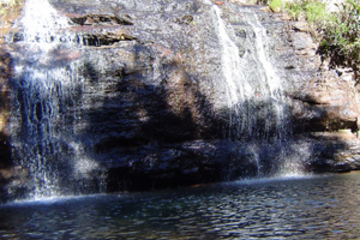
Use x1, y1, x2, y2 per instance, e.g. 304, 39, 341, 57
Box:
1, 173, 360, 239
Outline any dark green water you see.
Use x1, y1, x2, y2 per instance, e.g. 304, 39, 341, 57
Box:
1, 173, 360, 239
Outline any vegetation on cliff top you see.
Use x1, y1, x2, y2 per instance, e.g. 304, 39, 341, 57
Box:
267, 0, 360, 84
319, 0, 360, 83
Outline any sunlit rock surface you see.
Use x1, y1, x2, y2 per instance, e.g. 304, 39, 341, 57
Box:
0, 0, 360, 201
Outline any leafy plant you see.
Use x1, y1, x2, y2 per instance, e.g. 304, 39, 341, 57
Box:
305, 1, 326, 24
319, 0, 360, 83
282, 0, 326, 23
285, 1, 303, 20
269, 0, 283, 12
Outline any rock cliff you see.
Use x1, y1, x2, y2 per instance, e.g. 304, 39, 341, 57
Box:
0, 0, 360, 201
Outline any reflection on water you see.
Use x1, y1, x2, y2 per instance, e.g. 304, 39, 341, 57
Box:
1, 173, 360, 239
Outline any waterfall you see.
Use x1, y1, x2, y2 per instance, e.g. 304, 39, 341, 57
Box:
204, 2, 305, 176
10, 0, 102, 199
6, 0, 306, 200
207, 2, 289, 140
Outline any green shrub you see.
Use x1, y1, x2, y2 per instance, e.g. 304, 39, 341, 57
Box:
269, 0, 283, 12
305, 1, 326, 24
319, 0, 360, 82
285, 1, 303, 20
283, 0, 326, 23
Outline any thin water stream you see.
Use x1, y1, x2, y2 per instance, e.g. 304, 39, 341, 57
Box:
208, 2, 289, 140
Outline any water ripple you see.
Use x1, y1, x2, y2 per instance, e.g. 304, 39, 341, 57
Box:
1, 173, 360, 239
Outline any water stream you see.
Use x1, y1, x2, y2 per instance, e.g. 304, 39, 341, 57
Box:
207, 2, 301, 177
10, 0, 101, 199
209, 2, 289, 140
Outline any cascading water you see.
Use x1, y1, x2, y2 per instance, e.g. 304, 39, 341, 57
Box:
205, 1, 304, 176
10, 0, 103, 199
239, 11, 289, 139
207, 2, 290, 140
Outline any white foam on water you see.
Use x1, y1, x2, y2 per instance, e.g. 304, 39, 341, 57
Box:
4, 193, 111, 207
227, 173, 319, 187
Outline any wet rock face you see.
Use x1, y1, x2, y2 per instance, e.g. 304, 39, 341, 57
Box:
54, 0, 222, 149
1, 0, 360, 199
61, 0, 228, 193
79, 45, 216, 147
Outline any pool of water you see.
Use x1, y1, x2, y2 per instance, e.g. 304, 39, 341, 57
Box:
1, 173, 360, 239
